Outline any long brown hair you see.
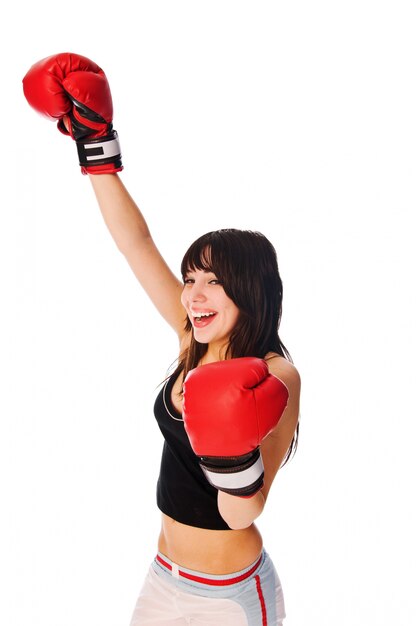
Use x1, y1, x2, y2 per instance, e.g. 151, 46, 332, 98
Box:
175, 228, 298, 464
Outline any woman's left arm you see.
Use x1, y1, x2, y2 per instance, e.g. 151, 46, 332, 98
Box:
218, 359, 301, 529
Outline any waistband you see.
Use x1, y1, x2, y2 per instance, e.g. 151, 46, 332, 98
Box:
154, 550, 265, 587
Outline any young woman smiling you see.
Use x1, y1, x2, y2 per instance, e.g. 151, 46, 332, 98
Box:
23, 52, 301, 626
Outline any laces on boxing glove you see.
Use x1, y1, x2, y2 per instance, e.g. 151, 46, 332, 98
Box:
198, 448, 265, 497
58, 93, 122, 175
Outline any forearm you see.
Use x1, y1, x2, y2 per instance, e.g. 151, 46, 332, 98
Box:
89, 173, 152, 255
217, 490, 265, 530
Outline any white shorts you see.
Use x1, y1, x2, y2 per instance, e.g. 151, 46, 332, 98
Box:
129, 549, 286, 626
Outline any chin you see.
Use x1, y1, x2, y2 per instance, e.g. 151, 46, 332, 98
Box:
194, 336, 209, 345
192, 329, 210, 344
193, 329, 230, 350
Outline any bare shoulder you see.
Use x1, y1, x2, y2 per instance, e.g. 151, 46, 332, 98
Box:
264, 352, 301, 397
264, 352, 301, 430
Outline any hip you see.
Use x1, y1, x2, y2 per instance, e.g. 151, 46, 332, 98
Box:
130, 549, 286, 626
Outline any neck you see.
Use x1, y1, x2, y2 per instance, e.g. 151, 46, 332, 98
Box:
201, 341, 230, 364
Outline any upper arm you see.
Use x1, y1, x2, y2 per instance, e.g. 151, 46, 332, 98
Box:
123, 236, 188, 339
260, 358, 301, 500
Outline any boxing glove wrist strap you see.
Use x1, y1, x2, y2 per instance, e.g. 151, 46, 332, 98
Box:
76, 130, 122, 172
199, 449, 265, 497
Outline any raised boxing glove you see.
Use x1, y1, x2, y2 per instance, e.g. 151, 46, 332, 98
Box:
22, 52, 122, 175
182, 357, 289, 497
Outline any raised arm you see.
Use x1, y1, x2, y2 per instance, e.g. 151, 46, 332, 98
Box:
89, 174, 186, 335
22, 52, 187, 338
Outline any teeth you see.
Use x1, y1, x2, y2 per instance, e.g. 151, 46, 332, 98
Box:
194, 312, 216, 321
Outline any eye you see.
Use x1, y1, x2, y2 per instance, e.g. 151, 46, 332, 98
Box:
209, 279, 222, 285
183, 277, 194, 285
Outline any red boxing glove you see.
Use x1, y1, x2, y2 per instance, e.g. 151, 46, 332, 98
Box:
22, 52, 122, 175
183, 357, 289, 497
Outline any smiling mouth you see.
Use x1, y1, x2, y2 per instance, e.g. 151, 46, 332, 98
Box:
192, 312, 217, 326
194, 312, 216, 321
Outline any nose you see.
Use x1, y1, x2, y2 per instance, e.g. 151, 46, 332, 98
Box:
187, 279, 207, 303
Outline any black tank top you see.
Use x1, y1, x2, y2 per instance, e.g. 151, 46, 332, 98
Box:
154, 369, 231, 530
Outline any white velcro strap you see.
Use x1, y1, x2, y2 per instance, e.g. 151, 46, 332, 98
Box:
202, 455, 264, 491
81, 136, 121, 162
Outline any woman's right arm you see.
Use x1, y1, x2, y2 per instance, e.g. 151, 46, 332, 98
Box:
89, 173, 187, 338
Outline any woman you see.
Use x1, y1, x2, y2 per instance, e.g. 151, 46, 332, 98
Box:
23, 52, 301, 626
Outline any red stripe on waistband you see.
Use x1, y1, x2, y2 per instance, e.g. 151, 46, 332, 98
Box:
156, 554, 263, 587
156, 555, 173, 571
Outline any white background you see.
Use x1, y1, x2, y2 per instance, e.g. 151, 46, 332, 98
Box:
1, 1, 415, 625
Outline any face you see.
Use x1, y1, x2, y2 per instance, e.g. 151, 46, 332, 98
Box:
181, 268, 240, 349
